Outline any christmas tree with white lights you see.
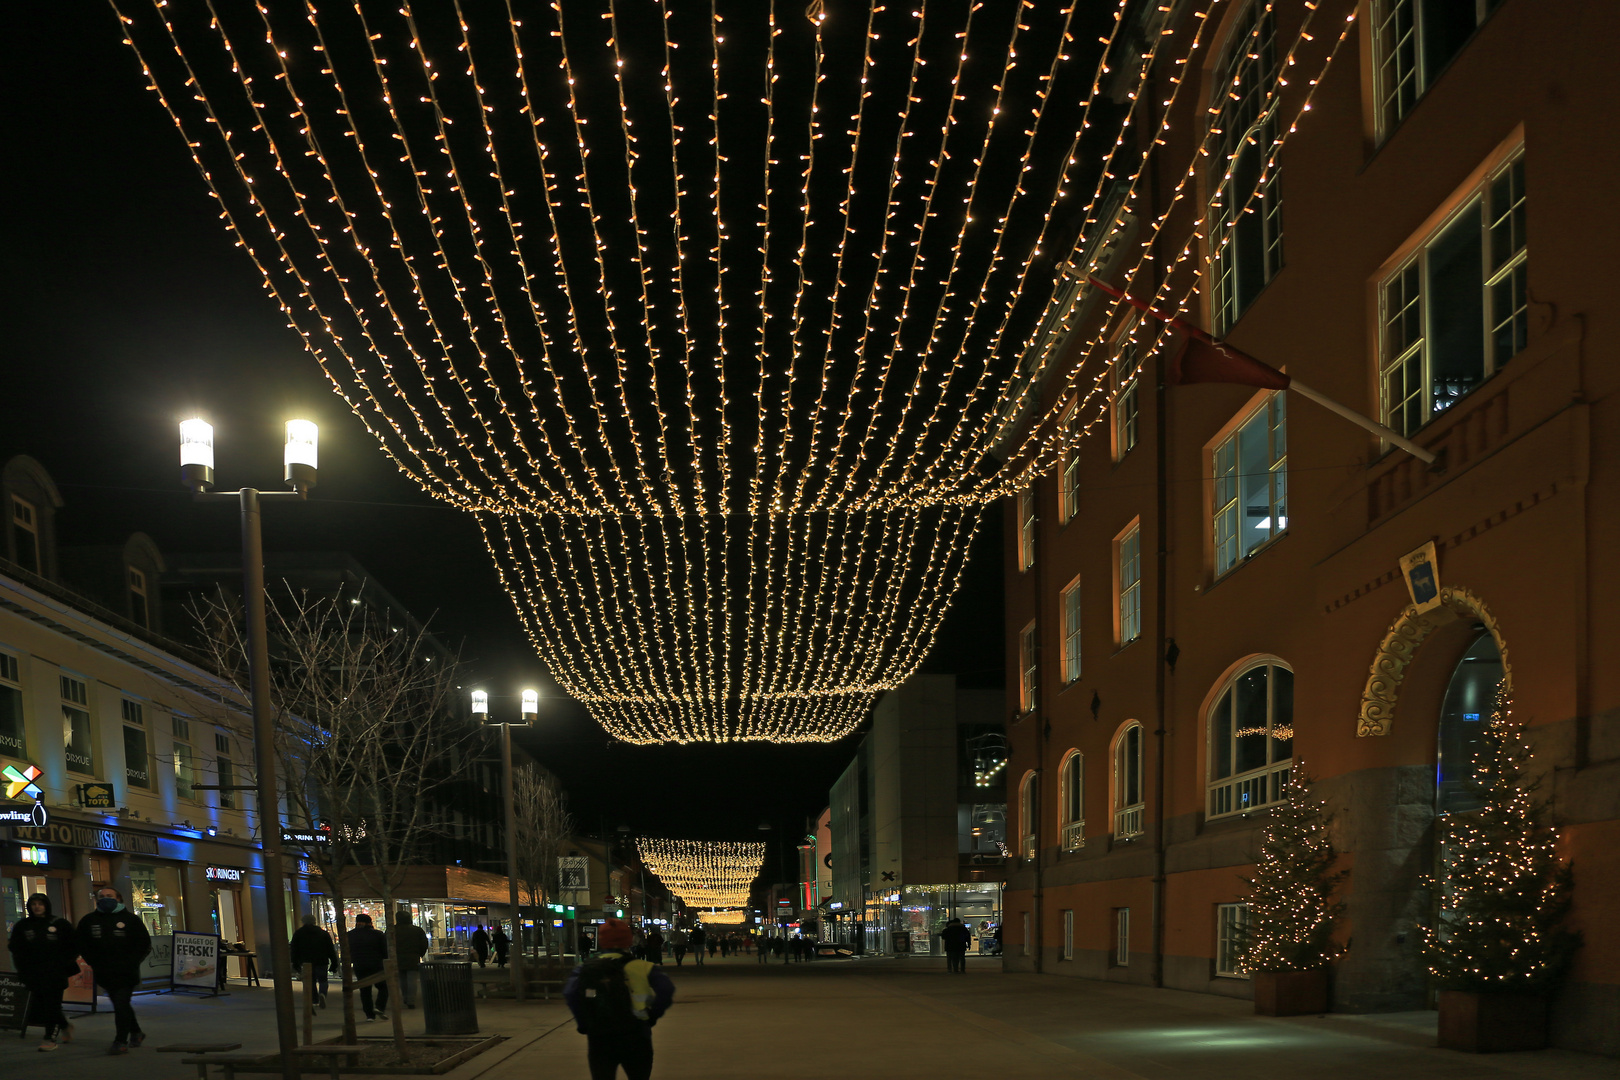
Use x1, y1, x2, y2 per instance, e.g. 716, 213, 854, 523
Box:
1422, 688, 1579, 993
1243, 768, 1347, 972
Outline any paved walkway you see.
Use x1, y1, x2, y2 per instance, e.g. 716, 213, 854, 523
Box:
2, 957, 1611, 1079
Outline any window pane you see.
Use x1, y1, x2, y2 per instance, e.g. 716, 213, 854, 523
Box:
64, 706, 94, 774
1211, 689, 1233, 780
124, 727, 151, 789
1234, 668, 1269, 774
1420, 0, 1481, 85
1491, 261, 1528, 362
1124, 726, 1141, 805
1271, 667, 1294, 763
1427, 205, 1485, 415
1238, 410, 1273, 557
174, 743, 195, 800
0, 682, 24, 758
219, 758, 236, 809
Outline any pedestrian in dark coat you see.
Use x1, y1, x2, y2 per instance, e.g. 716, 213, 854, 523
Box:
644, 927, 664, 965
8, 893, 78, 1049
348, 913, 390, 1021
289, 914, 339, 1006
941, 917, 972, 974
392, 910, 431, 1008
76, 886, 152, 1053
492, 925, 511, 968
689, 926, 706, 966
471, 924, 491, 967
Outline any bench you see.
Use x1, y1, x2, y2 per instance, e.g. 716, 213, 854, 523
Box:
291, 1043, 369, 1080
158, 1042, 244, 1055
179, 1053, 267, 1080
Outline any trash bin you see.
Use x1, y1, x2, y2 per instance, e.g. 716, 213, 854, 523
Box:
421, 961, 478, 1035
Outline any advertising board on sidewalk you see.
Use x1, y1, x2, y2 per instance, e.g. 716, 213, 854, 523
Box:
170, 931, 222, 995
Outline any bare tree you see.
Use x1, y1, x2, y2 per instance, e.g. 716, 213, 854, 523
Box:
196, 589, 475, 1057
512, 765, 573, 958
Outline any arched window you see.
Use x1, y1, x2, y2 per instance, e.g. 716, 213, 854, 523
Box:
1209, 2, 1283, 332
1438, 631, 1505, 815
1207, 659, 1294, 818
1019, 772, 1039, 860
1059, 751, 1085, 851
1113, 723, 1144, 838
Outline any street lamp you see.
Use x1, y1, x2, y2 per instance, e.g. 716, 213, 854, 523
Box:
473, 688, 537, 1002
179, 417, 317, 1080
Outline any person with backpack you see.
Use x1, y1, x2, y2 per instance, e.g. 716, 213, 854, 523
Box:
563, 918, 674, 1080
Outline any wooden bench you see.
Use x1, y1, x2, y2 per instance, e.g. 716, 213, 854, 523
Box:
291, 1043, 369, 1080
158, 1042, 244, 1055
179, 1053, 266, 1080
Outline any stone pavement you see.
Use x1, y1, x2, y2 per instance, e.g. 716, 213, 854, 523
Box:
3, 956, 1613, 1079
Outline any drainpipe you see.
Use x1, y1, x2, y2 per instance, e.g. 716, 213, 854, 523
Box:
1034, 502, 1050, 974
1148, 74, 1170, 993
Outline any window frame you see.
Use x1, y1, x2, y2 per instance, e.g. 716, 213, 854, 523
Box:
1377, 149, 1527, 441
1110, 321, 1141, 462
1060, 577, 1082, 685
128, 566, 149, 628
1114, 907, 1131, 967
11, 496, 40, 575
1206, 659, 1294, 820
1113, 722, 1145, 839
1211, 391, 1288, 578
1216, 902, 1251, 978
1019, 771, 1039, 862
1372, 0, 1504, 141
1062, 909, 1075, 961
0, 649, 24, 760
1059, 750, 1085, 852
1018, 621, 1038, 714
121, 698, 150, 790
60, 674, 95, 777
1017, 487, 1036, 571
1115, 523, 1142, 647
173, 714, 197, 801
1058, 400, 1081, 524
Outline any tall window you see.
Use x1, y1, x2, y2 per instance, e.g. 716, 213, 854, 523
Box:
1060, 751, 1085, 852
173, 714, 196, 801
1019, 622, 1038, 714
11, 497, 40, 575
1216, 903, 1251, 978
60, 675, 94, 776
1111, 328, 1140, 461
1114, 908, 1131, 966
1212, 393, 1287, 576
215, 731, 236, 810
1060, 579, 1082, 684
1210, 3, 1283, 332
1380, 152, 1527, 438
1018, 487, 1036, 571
128, 568, 149, 628
1114, 723, 1144, 838
1208, 660, 1294, 818
122, 699, 151, 790
1374, 0, 1506, 138
0, 651, 24, 759
1019, 772, 1039, 861
1062, 910, 1075, 961
1116, 525, 1142, 646
1059, 403, 1081, 523
1437, 632, 1504, 815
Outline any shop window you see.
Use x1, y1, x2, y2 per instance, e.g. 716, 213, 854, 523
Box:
122, 701, 151, 790
11, 497, 40, 575
1019, 622, 1038, 714
1212, 393, 1287, 577
1374, 0, 1507, 139
61, 675, 94, 776
1207, 660, 1294, 819
1437, 631, 1504, 815
1114, 723, 1144, 838
1209, 2, 1283, 333
0, 650, 24, 759
129, 861, 186, 937
1059, 751, 1085, 852
1059, 402, 1081, 524
1062, 910, 1075, 961
1114, 907, 1130, 966
1116, 524, 1142, 646
1380, 151, 1526, 438
1018, 487, 1036, 571
1061, 578, 1082, 685
1019, 772, 1038, 861
1216, 902, 1250, 978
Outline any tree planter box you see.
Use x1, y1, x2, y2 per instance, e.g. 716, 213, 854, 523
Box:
1437, 991, 1547, 1053
1253, 969, 1329, 1016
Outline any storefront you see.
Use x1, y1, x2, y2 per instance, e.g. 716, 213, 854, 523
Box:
867, 883, 1003, 955
311, 865, 516, 959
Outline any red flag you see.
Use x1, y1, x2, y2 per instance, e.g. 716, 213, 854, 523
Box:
1171, 336, 1290, 390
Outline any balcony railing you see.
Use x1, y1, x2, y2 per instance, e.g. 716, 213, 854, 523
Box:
1060, 820, 1085, 852
1114, 803, 1144, 839
1208, 763, 1291, 820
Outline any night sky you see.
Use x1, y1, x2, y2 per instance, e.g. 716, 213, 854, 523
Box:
0, 3, 1063, 853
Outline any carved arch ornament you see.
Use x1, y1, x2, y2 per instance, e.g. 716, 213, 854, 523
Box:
1357, 586, 1511, 737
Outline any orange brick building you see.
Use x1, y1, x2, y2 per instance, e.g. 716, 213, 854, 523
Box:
1000, 0, 1617, 1054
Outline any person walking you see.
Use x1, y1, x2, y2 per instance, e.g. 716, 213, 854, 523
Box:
348, 913, 390, 1022
564, 918, 674, 1080
471, 924, 491, 968
393, 909, 430, 1008
8, 893, 78, 1050
76, 886, 151, 1054
688, 926, 706, 967
756, 934, 770, 964
289, 913, 339, 1007
941, 917, 972, 974
492, 924, 511, 969
669, 927, 688, 967
643, 926, 664, 965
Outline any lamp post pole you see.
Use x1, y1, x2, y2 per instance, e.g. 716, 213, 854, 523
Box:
180, 418, 318, 1080
473, 689, 536, 1002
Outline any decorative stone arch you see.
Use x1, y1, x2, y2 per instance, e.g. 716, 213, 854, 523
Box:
1357, 586, 1511, 737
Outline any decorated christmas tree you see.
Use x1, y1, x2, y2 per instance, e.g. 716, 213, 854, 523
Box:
1422, 688, 1579, 993
1243, 768, 1347, 972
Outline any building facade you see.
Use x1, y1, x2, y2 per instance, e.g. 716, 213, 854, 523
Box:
999, 0, 1618, 1055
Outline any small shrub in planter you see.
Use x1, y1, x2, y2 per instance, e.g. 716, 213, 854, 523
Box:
1422, 689, 1580, 1053
1243, 769, 1346, 1016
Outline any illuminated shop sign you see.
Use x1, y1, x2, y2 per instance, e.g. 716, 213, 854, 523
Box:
13, 822, 155, 854
205, 866, 245, 883
20, 845, 49, 864
0, 802, 49, 827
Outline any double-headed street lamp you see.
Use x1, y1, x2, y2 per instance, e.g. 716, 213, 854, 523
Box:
180, 417, 317, 1080
471, 687, 537, 1002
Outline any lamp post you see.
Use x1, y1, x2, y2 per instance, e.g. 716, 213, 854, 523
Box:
180, 417, 316, 1080
471, 687, 536, 1002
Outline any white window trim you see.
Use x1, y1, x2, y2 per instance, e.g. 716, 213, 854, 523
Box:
1216, 902, 1251, 978
1059, 750, 1085, 852
1372, 0, 1500, 142
1060, 578, 1082, 685
1018, 487, 1036, 571
1019, 621, 1038, 714
1059, 401, 1081, 524
1206, 659, 1294, 821
1211, 392, 1288, 578
1114, 723, 1145, 839
1020, 771, 1039, 862
1110, 320, 1142, 462
1116, 525, 1142, 647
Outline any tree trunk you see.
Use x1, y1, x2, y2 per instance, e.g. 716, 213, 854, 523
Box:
326, 881, 359, 1045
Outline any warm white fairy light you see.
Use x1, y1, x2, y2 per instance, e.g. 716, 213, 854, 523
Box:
639, 839, 766, 910
111, 0, 1357, 742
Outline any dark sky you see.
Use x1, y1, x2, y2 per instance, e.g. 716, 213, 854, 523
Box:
1, 4, 1025, 850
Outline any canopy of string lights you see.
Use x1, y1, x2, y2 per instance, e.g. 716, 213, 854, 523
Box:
639, 838, 765, 911
110, 0, 1354, 741
693, 909, 751, 926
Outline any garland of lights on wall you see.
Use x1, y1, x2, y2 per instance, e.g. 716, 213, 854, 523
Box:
110, 0, 1357, 742
639, 839, 765, 916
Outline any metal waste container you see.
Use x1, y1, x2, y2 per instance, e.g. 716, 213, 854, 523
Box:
421, 961, 478, 1035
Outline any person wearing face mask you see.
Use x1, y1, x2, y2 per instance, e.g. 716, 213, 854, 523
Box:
7, 893, 80, 1051
76, 886, 152, 1055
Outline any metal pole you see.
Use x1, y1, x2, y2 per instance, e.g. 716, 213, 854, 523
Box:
241, 488, 300, 1080
502, 722, 526, 1001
